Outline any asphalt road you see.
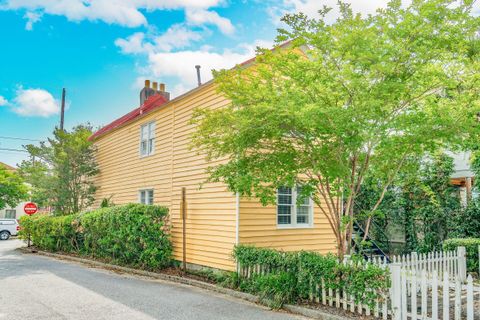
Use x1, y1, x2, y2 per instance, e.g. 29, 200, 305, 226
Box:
0, 239, 305, 320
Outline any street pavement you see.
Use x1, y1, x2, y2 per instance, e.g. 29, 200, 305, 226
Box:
0, 239, 305, 320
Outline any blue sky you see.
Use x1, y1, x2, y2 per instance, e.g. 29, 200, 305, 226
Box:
2, 0, 476, 167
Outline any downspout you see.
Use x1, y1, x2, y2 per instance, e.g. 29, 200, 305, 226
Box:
235, 192, 240, 245
235, 192, 240, 272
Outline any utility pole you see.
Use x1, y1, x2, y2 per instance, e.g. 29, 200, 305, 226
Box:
60, 88, 66, 131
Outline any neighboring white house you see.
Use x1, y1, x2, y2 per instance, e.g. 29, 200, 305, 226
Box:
450, 152, 477, 205
0, 201, 28, 219
0, 161, 29, 220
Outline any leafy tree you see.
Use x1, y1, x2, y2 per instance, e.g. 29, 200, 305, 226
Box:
0, 165, 28, 210
19, 125, 99, 215
17, 159, 52, 207
192, 0, 480, 257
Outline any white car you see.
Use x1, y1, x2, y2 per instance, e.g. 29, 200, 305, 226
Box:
0, 219, 20, 240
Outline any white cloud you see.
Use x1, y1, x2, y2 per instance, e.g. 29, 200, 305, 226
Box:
142, 39, 273, 97
154, 24, 203, 51
115, 24, 203, 55
0, 96, 8, 106
186, 8, 235, 35
115, 32, 151, 55
1, 0, 231, 29
10, 88, 59, 117
23, 11, 42, 30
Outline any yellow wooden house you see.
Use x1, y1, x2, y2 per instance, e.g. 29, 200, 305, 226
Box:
90, 57, 336, 271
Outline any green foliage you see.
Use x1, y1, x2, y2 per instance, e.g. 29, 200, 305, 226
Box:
443, 238, 480, 274
19, 124, 99, 215
449, 199, 480, 239
0, 165, 28, 210
19, 204, 172, 270
192, 0, 480, 257
233, 245, 389, 308
356, 153, 462, 253
217, 271, 241, 289
188, 268, 241, 289
254, 272, 298, 309
19, 214, 77, 252
16, 160, 51, 207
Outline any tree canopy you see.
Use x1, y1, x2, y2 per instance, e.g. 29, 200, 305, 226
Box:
19, 125, 99, 215
0, 165, 28, 210
192, 0, 480, 257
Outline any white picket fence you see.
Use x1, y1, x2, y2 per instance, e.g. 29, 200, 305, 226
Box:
238, 260, 391, 318
390, 265, 480, 320
239, 246, 476, 319
368, 247, 467, 281
304, 263, 391, 319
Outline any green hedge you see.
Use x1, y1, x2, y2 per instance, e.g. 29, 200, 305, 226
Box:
19, 204, 172, 270
443, 238, 480, 274
19, 214, 78, 252
233, 245, 389, 308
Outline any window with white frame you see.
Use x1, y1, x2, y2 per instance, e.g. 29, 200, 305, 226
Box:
139, 189, 154, 205
277, 186, 313, 227
140, 122, 156, 157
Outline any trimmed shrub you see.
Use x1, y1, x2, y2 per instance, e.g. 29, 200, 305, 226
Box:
233, 245, 389, 308
443, 238, 480, 274
19, 204, 172, 271
19, 214, 78, 252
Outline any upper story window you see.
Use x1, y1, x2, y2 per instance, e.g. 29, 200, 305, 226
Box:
277, 186, 313, 228
140, 122, 156, 157
139, 189, 154, 205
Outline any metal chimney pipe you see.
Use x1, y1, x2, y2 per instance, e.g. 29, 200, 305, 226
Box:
195, 65, 201, 87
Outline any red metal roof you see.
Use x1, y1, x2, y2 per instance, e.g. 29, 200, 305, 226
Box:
89, 94, 168, 141
0, 162, 16, 171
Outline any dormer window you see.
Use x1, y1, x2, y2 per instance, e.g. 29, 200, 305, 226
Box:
140, 122, 155, 157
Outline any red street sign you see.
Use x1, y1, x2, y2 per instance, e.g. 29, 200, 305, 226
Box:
24, 202, 38, 215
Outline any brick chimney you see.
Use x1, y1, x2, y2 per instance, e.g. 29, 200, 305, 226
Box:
139, 80, 170, 105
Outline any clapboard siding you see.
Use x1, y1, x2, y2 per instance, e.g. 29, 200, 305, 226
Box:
94, 79, 337, 272
239, 197, 337, 254
94, 83, 237, 271
170, 84, 236, 271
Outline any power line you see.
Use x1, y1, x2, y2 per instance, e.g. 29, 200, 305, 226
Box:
0, 148, 28, 152
0, 136, 41, 142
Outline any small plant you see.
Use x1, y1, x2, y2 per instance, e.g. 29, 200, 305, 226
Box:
218, 272, 241, 289
255, 272, 297, 309
100, 196, 115, 208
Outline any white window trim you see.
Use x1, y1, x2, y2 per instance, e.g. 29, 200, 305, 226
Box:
277, 186, 314, 229
139, 122, 155, 157
138, 188, 154, 205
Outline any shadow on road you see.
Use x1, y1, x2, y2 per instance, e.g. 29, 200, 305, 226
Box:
0, 240, 300, 320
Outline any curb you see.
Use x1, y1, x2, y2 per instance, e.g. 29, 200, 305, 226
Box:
19, 247, 352, 320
